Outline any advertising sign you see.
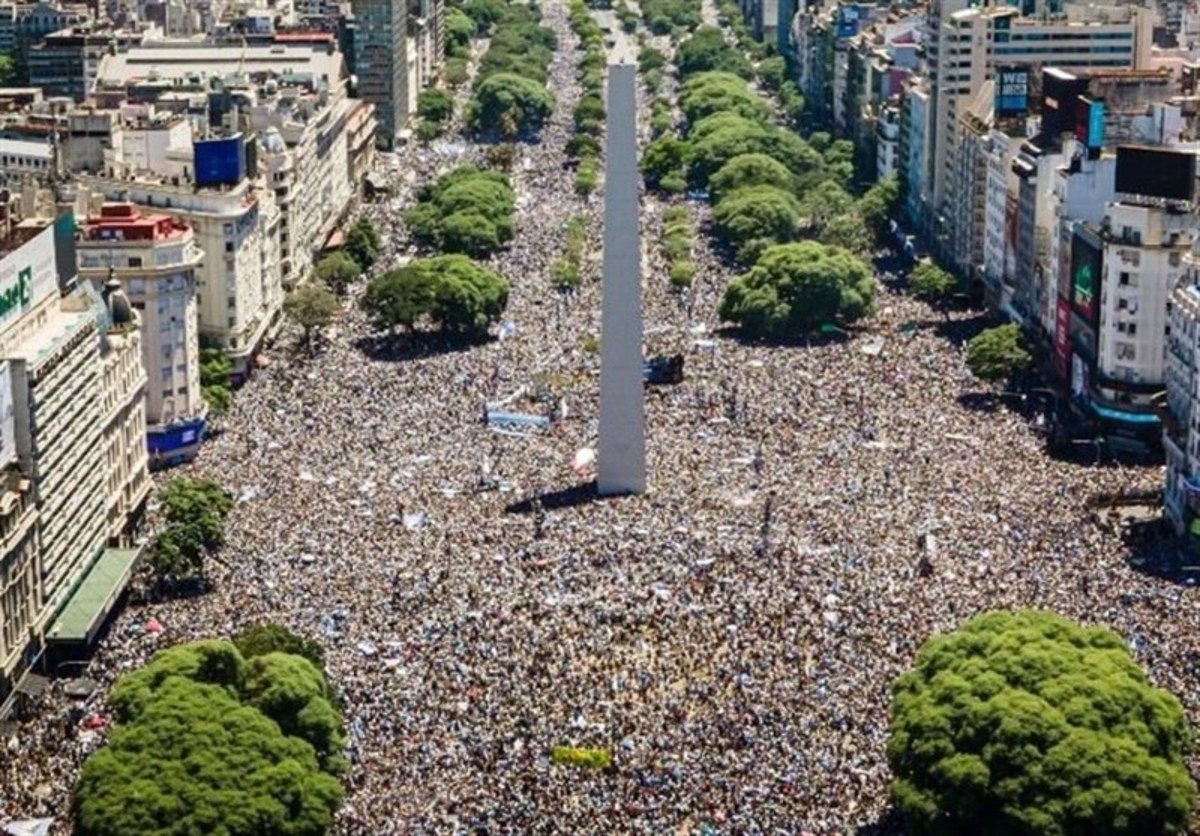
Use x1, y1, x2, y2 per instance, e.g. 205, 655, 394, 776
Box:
835, 6, 859, 39
1070, 230, 1102, 325
1087, 99, 1105, 150
0, 361, 15, 467
1115, 146, 1197, 202
0, 223, 57, 337
1054, 298, 1071, 381
995, 66, 1031, 117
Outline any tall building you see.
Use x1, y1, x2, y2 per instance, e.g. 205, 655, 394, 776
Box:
0, 211, 150, 712
77, 203, 207, 467
353, 0, 407, 146
924, 1, 1153, 259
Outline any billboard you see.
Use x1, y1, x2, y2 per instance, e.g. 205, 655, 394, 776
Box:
1041, 68, 1087, 138
1054, 298, 1071, 381
1115, 146, 1197, 202
0, 362, 15, 467
835, 6, 859, 39
995, 66, 1031, 117
1070, 228, 1102, 326
1074, 96, 1105, 151
0, 223, 58, 337
194, 135, 247, 188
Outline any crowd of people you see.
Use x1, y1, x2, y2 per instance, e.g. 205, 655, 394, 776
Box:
3, 0, 1199, 832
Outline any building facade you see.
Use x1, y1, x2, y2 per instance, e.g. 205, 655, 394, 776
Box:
352, 0, 407, 145
77, 203, 207, 466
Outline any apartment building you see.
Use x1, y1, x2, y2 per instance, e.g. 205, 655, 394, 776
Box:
27, 25, 150, 101
77, 203, 206, 467
1163, 279, 1200, 539
925, 2, 1152, 262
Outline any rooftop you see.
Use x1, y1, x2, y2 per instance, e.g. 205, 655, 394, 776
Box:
96, 40, 344, 91
78, 203, 192, 243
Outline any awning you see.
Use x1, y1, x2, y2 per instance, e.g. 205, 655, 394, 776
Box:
14, 674, 47, 699
47, 547, 142, 645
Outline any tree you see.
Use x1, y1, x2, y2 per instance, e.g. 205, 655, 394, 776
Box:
344, 216, 380, 271
445, 7, 476, 52
719, 241, 874, 338
468, 72, 555, 138
313, 251, 360, 296
637, 46, 666, 73
361, 255, 509, 339
234, 623, 326, 669
404, 166, 515, 256
417, 88, 454, 125
676, 25, 751, 79
888, 610, 1195, 836
76, 642, 344, 836
818, 212, 872, 256
756, 55, 787, 92
909, 261, 958, 315
797, 179, 856, 234
148, 477, 233, 582
574, 94, 606, 133
679, 71, 772, 127
199, 347, 232, 417
641, 135, 689, 189
687, 115, 822, 189
709, 153, 794, 204
857, 176, 901, 244
965, 323, 1032, 385
284, 285, 339, 351
711, 186, 800, 265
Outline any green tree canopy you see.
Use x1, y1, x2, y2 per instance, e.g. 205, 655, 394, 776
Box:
676, 25, 752, 79
712, 186, 799, 265
234, 623, 326, 669
708, 152, 794, 203
417, 88, 454, 124
909, 261, 958, 309
445, 7, 477, 50
313, 251, 360, 296
888, 610, 1195, 836
639, 0, 700, 34
361, 255, 509, 338
641, 135, 689, 189
243, 652, 345, 773
637, 46, 666, 73
344, 216, 380, 271
687, 117, 821, 189
965, 323, 1033, 384
719, 241, 874, 337
797, 179, 856, 233
679, 71, 771, 127
76, 642, 344, 836
467, 72, 556, 139
147, 477, 234, 582
756, 55, 787, 92
283, 285, 339, 351
199, 347, 232, 417
857, 176, 900, 243
405, 166, 516, 256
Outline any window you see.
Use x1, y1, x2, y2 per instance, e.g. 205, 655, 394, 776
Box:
227, 297, 236, 308
128, 256, 142, 268
225, 241, 234, 253
1119, 272, 1130, 286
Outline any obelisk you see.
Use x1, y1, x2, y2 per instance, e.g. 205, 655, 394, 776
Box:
597, 59, 646, 496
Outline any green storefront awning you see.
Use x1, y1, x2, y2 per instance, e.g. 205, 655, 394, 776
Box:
47, 547, 142, 644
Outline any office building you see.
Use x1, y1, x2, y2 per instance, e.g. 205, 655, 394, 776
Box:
352, 0, 407, 145
0, 211, 149, 712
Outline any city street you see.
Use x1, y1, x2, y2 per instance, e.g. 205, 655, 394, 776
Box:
3, 0, 1198, 832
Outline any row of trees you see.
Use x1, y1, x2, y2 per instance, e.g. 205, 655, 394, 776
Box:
465, 2, 557, 139
567, 0, 607, 196
280, 216, 381, 352
641, 18, 886, 338
405, 165, 516, 257
75, 631, 345, 836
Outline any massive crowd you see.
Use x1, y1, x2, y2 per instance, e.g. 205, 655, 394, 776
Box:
3, 0, 1199, 833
